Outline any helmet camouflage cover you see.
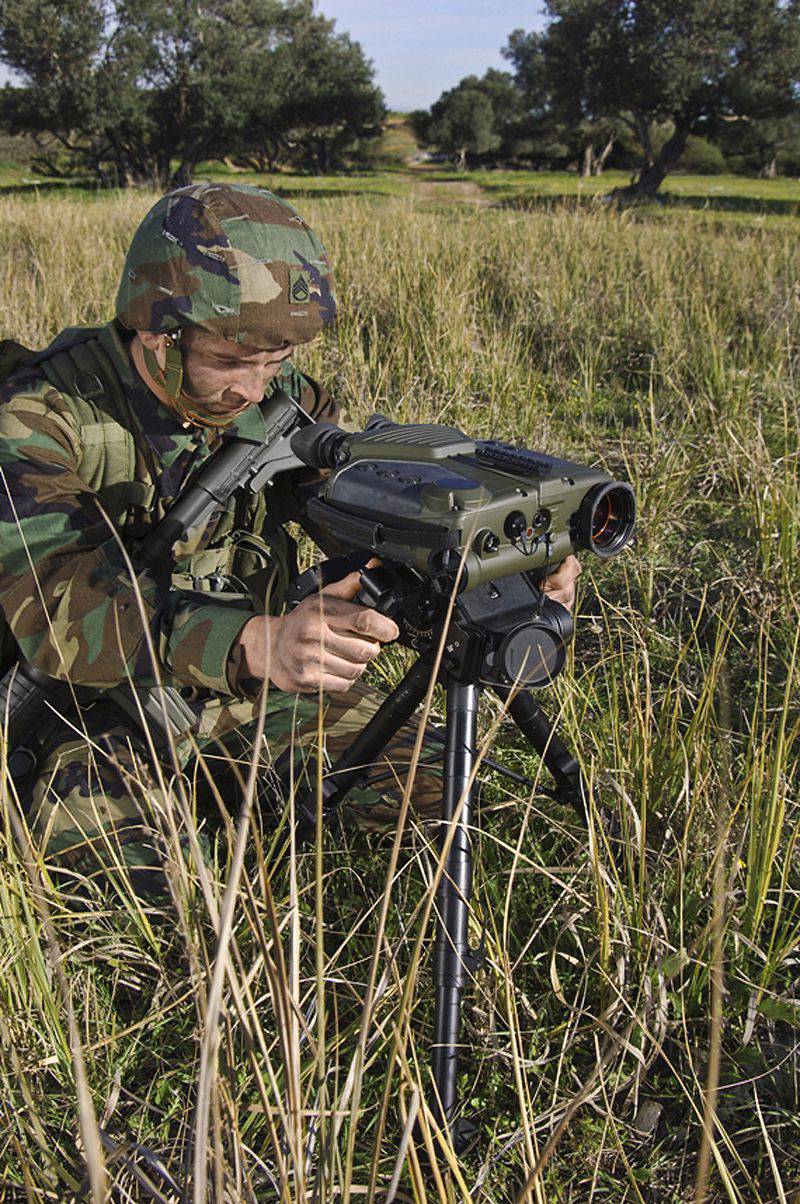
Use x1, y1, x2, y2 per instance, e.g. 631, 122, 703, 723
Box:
115, 182, 336, 349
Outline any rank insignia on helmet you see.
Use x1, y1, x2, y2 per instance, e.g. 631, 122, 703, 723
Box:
290, 269, 311, 304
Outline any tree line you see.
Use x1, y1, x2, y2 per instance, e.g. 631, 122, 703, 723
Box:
411, 0, 800, 195
2, 0, 799, 192
0, 0, 385, 187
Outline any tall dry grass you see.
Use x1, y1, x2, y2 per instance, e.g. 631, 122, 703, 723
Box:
0, 189, 798, 1201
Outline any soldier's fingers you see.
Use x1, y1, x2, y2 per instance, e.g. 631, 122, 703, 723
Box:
320, 570, 363, 602
543, 577, 571, 601
296, 673, 358, 695
300, 589, 398, 641
326, 602, 399, 644
314, 655, 370, 692
322, 652, 369, 682
544, 555, 581, 591
320, 674, 363, 694
323, 630, 382, 665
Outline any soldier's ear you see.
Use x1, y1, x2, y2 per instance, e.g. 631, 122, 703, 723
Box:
135, 330, 172, 374
137, 330, 163, 352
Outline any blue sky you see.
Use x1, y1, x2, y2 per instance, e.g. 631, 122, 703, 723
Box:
316, 1, 546, 111
0, 4, 547, 112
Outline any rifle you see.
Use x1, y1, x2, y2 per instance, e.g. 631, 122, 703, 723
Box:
0, 387, 308, 780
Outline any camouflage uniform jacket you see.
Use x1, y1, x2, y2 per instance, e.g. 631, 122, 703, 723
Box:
0, 319, 337, 695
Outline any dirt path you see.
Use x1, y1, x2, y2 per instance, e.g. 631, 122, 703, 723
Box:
409, 179, 487, 204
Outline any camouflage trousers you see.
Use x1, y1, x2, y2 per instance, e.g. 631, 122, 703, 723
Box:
25, 680, 443, 901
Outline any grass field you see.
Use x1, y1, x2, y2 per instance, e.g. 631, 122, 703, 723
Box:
0, 178, 798, 1202
2, 161, 799, 222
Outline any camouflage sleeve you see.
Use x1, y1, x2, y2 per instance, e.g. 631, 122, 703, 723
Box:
280, 362, 340, 424
0, 380, 252, 692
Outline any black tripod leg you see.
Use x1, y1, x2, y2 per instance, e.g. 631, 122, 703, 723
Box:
496, 686, 588, 823
294, 658, 433, 827
431, 678, 480, 1150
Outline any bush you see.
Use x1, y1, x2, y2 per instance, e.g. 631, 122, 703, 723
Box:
678, 135, 727, 174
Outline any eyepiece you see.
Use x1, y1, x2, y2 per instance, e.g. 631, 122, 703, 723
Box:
290, 421, 348, 470
364, 413, 398, 433
578, 482, 635, 557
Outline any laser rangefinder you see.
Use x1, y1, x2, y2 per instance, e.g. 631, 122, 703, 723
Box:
291, 415, 635, 592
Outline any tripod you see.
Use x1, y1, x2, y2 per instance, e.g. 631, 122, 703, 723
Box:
291, 562, 589, 1152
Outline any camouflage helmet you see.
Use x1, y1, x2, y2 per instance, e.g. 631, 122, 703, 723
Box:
115, 182, 336, 350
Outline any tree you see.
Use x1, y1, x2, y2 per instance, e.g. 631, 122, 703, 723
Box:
254, 16, 385, 174
421, 69, 553, 167
469, 69, 530, 160
407, 109, 433, 145
747, 112, 800, 176
715, 109, 800, 177
503, 28, 620, 175
427, 84, 499, 169
502, 29, 550, 122
0, 0, 384, 186
538, 0, 800, 197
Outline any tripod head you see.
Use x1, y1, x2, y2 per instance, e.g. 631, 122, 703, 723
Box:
352, 559, 574, 689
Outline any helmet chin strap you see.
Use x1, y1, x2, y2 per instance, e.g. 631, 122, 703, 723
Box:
142, 331, 234, 432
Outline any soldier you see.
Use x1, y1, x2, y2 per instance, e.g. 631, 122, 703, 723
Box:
0, 182, 580, 902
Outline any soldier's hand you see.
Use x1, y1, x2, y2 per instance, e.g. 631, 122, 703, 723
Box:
237, 570, 399, 694
542, 555, 581, 611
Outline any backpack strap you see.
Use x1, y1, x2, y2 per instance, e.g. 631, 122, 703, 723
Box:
34, 328, 157, 524
0, 339, 39, 382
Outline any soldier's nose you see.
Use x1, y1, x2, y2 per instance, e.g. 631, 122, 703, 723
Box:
230, 369, 268, 405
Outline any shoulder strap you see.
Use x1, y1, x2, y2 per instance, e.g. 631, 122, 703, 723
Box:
35, 330, 156, 516
0, 325, 106, 386
0, 338, 39, 382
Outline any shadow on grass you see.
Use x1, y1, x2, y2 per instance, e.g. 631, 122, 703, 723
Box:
0, 175, 400, 202
0, 178, 383, 203
269, 186, 392, 200
492, 190, 800, 217
660, 192, 800, 216
0, 178, 96, 197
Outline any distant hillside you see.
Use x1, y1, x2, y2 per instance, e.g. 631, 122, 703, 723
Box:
378, 115, 421, 166
0, 131, 37, 167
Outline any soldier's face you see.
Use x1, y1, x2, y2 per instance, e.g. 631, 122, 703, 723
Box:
179, 328, 295, 417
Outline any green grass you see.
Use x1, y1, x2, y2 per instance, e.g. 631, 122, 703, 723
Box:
6, 162, 800, 225
0, 159, 63, 188
202, 166, 800, 224
464, 166, 800, 202
0, 187, 798, 1201
468, 169, 800, 228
